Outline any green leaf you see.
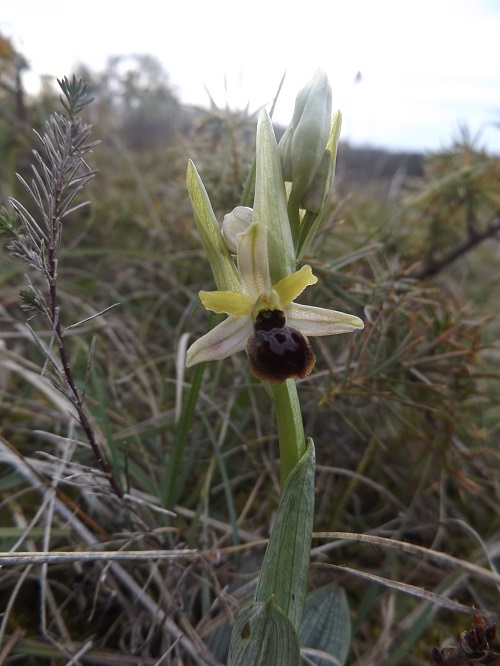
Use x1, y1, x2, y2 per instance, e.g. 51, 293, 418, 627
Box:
186, 160, 240, 292
299, 584, 351, 665
228, 598, 300, 666
254, 440, 315, 632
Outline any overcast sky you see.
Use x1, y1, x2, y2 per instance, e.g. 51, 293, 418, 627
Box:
2, 0, 500, 153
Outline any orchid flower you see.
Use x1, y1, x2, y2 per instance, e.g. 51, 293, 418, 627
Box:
185, 97, 363, 385
186, 219, 364, 383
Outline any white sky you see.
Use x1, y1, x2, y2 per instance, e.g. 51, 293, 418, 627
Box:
2, 0, 500, 153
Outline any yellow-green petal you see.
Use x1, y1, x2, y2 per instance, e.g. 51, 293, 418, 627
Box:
273, 265, 318, 306
199, 290, 254, 316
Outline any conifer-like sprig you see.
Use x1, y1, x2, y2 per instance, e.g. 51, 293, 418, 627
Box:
58, 74, 95, 116
3, 77, 142, 517
9, 77, 98, 292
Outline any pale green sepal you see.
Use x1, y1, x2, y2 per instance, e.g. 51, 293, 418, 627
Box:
254, 440, 315, 633
299, 584, 351, 666
228, 597, 300, 666
199, 290, 254, 316
273, 265, 317, 306
186, 160, 240, 292
286, 303, 364, 336
254, 110, 295, 284
237, 222, 271, 297
185, 316, 252, 366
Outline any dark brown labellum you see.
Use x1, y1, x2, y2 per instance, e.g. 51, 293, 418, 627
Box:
248, 309, 315, 383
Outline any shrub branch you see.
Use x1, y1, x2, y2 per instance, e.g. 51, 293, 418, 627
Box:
406, 213, 500, 280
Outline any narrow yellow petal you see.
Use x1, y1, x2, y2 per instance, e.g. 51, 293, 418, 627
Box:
199, 290, 254, 316
273, 265, 318, 306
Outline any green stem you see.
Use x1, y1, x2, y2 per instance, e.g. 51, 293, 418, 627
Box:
269, 379, 306, 487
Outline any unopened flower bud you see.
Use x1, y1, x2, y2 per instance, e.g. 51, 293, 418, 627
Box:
278, 69, 332, 205
300, 149, 333, 214
222, 206, 253, 253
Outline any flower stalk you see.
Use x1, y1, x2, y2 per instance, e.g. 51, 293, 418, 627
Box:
269, 380, 306, 485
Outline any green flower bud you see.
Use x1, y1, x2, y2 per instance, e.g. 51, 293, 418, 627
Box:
299, 149, 332, 214
278, 69, 332, 203
222, 206, 253, 254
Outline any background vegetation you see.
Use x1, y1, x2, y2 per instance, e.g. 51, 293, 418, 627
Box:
1, 37, 499, 665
